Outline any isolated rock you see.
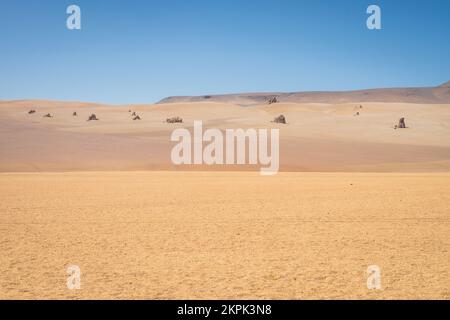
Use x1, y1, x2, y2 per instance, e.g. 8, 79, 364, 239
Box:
398, 117, 406, 128
28, 110, 36, 114
43, 113, 52, 118
87, 114, 99, 121
166, 117, 183, 123
268, 96, 278, 104
354, 112, 360, 116
73, 112, 77, 116
132, 112, 136, 116
272, 114, 286, 124
133, 115, 141, 120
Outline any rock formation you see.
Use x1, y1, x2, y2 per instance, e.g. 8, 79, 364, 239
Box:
272, 114, 286, 124
268, 96, 278, 104
166, 117, 183, 123
87, 114, 99, 121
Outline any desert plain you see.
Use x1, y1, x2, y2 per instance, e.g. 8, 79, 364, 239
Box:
0, 88, 449, 299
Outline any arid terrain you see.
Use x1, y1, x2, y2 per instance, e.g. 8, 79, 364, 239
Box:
0, 171, 449, 299
1, 94, 450, 172
0, 84, 449, 299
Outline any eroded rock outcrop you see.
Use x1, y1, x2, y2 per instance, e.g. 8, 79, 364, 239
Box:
272, 114, 286, 124
268, 96, 278, 104
87, 114, 99, 121
166, 117, 183, 123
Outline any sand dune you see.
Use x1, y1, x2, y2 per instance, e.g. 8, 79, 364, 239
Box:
0, 98, 449, 172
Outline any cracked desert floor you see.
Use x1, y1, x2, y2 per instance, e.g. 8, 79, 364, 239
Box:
1, 171, 449, 299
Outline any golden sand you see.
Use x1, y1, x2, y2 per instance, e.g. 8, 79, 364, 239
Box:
1, 171, 449, 299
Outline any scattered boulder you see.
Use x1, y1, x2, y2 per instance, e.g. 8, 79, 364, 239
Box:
132, 111, 136, 116
28, 110, 36, 114
268, 96, 278, 104
354, 112, 360, 116
398, 117, 406, 128
272, 114, 286, 124
73, 112, 77, 116
87, 114, 99, 121
166, 117, 183, 123
43, 113, 52, 118
133, 115, 141, 120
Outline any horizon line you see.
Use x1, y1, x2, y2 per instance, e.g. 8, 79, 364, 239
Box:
1, 80, 448, 106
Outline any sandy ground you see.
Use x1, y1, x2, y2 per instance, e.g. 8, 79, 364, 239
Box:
0, 171, 449, 299
1, 99, 450, 172
1, 98, 449, 299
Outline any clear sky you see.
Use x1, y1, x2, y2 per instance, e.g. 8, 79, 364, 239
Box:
1, 0, 449, 104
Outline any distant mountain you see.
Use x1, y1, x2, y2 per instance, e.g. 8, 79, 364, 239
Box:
439, 80, 450, 88
158, 81, 450, 105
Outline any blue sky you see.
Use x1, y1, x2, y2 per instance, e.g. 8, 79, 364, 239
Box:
0, 0, 449, 104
